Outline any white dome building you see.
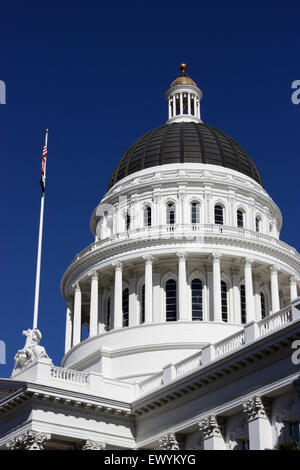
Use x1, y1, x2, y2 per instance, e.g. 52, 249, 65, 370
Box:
0, 64, 300, 451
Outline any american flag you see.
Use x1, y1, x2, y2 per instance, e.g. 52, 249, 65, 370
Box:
40, 134, 48, 192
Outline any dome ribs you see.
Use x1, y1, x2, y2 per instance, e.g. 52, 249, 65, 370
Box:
107, 123, 262, 189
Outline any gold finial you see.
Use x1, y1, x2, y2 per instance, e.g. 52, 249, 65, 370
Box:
180, 63, 187, 76
45, 129, 49, 133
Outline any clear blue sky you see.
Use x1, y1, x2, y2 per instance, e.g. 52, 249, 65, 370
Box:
1, 1, 299, 377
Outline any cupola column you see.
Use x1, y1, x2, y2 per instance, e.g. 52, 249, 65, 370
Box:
64, 304, 73, 354
113, 261, 123, 329
143, 255, 154, 323
73, 282, 82, 346
289, 275, 298, 301
210, 252, 222, 322
243, 258, 255, 323
89, 270, 99, 337
177, 252, 188, 321
270, 266, 280, 313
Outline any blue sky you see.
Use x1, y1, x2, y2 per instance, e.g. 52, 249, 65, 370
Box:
0, 1, 299, 377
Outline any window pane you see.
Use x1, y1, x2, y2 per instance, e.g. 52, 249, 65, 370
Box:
215, 205, 224, 225
221, 281, 228, 322
144, 206, 151, 227
166, 279, 177, 321
237, 210, 244, 228
122, 288, 129, 327
240, 285, 246, 324
191, 202, 200, 224
167, 203, 175, 225
191, 278, 203, 321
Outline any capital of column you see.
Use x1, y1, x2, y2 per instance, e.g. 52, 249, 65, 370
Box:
269, 265, 279, 275
289, 275, 297, 286
88, 270, 99, 281
72, 281, 81, 291
242, 257, 254, 267
6, 431, 51, 450
176, 251, 187, 262
81, 440, 106, 450
143, 254, 155, 265
243, 396, 272, 421
112, 260, 124, 272
209, 252, 222, 264
159, 432, 181, 450
199, 415, 224, 439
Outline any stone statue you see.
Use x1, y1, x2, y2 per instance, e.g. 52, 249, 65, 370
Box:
13, 329, 49, 372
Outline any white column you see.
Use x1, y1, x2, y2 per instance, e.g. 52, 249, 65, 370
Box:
253, 274, 262, 320
179, 92, 183, 115
143, 255, 154, 323
270, 265, 280, 313
210, 252, 222, 321
177, 252, 188, 320
199, 416, 226, 450
113, 261, 123, 329
290, 275, 298, 301
129, 276, 138, 326
73, 282, 81, 346
89, 270, 99, 337
206, 266, 214, 321
172, 95, 176, 116
65, 305, 73, 354
168, 99, 172, 119
232, 268, 241, 324
153, 268, 161, 323
98, 288, 105, 334
243, 396, 273, 450
243, 258, 255, 323
188, 93, 191, 115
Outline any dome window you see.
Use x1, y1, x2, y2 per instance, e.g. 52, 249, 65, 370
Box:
214, 205, 224, 225
260, 292, 266, 319
166, 279, 177, 321
221, 281, 228, 322
126, 212, 131, 231
191, 202, 200, 224
122, 288, 129, 327
167, 203, 176, 225
144, 206, 152, 227
255, 216, 261, 233
141, 284, 145, 324
191, 278, 203, 321
240, 284, 246, 324
237, 209, 244, 228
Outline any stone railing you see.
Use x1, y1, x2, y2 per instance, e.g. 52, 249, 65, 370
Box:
215, 330, 245, 358
50, 365, 89, 386
174, 351, 202, 378
71, 223, 297, 263
258, 306, 292, 337
139, 372, 164, 394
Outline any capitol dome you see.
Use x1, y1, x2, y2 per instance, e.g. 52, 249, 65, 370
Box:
108, 122, 262, 189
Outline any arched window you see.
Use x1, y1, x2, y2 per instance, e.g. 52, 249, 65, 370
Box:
167, 203, 176, 225
260, 292, 266, 319
105, 297, 111, 331
122, 288, 129, 327
191, 202, 200, 224
215, 205, 224, 225
166, 279, 177, 321
144, 206, 151, 227
141, 284, 145, 323
240, 284, 246, 324
126, 212, 131, 231
255, 216, 261, 233
191, 278, 203, 321
237, 209, 244, 228
221, 281, 228, 322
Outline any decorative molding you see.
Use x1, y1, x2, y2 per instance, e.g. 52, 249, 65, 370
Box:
198, 415, 225, 439
81, 440, 106, 450
6, 431, 51, 450
176, 251, 187, 262
289, 275, 297, 286
242, 257, 254, 266
159, 432, 182, 450
243, 396, 272, 420
143, 254, 155, 265
88, 270, 99, 281
112, 261, 124, 271
209, 252, 222, 263
269, 265, 279, 275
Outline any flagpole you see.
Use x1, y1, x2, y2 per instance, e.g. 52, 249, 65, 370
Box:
33, 129, 48, 330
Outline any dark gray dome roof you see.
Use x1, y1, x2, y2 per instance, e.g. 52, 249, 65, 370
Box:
108, 122, 262, 189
